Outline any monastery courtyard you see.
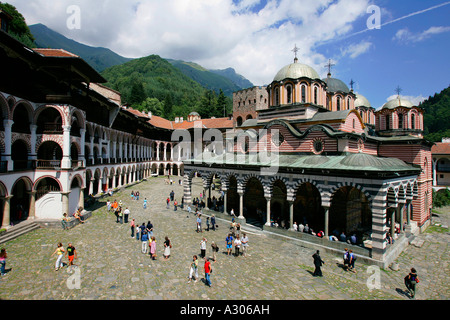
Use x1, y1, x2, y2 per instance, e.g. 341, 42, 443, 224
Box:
0, 177, 448, 301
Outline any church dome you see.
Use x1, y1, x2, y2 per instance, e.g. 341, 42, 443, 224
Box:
322, 77, 350, 93
354, 93, 372, 108
382, 96, 414, 110
273, 61, 320, 82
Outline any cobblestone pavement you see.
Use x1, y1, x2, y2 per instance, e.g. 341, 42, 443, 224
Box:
0, 177, 449, 301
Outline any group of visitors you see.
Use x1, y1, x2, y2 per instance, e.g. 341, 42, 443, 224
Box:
130, 190, 140, 201
50, 242, 78, 272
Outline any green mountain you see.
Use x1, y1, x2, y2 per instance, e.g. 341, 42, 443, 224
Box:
421, 86, 450, 142
209, 67, 254, 90
101, 55, 206, 115
167, 59, 253, 97
29, 23, 132, 72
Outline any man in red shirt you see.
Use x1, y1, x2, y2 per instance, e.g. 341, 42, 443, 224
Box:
204, 258, 212, 287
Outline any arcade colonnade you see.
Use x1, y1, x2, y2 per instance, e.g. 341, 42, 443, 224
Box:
0, 92, 183, 227
182, 166, 419, 262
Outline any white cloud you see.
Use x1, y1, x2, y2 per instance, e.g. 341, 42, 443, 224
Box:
8, 0, 372, 85
393, 26, 450, 43
385, 94, 426, 106
340, 40, 373, 59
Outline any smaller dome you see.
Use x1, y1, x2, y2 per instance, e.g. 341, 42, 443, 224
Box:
189, 112, 200, 116
340, 152, 411, 169
302, 155, 330, 165
354, 93, 372, 108
382, 97, 414, 110
322, 77, 350, 93
273, 61, 320, 82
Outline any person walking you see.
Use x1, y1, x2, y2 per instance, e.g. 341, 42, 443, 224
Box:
234, 235, 241, 257
130, 219, 136, 238
405, 268, 420, 299
146, 221, 154, 237
211, 241, 219, 262
343, 248, 349, 271
188, 255, 199, 283
226, 233, 233, 256
312, 250, 325, 277
123, 207, 130, 224
163, 236, 172, 260
0, 248, 7, 276
348, 249, 357, 272
150, 236, 157, 260
65, 243, 77, 271
141, 231, 149, 254
200, 237, 207, 258
51, 242, 65, 271
211, 214, 216, 231
106, 199, 111, 212
143, 198, 148, 209
196, 214, 202, 233
204, 257, 212, 287
241, 233, 249, 257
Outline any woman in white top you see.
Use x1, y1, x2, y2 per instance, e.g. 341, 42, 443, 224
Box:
234, 235, 242, 257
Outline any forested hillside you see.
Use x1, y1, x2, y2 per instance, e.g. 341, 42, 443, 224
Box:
421, 86, 450, 142
101, 55, 233, 120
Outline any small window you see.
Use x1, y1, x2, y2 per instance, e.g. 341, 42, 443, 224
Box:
301, 85, 306, 103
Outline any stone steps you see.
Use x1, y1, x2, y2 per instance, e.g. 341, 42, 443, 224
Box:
0, 220, 41, 245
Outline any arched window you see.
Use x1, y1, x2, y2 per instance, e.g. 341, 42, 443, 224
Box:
385, 114, 390, 130
286, 85, 292, 104
411, 113, 416, 130
337, 96, 341, 111
347, 97, 351, 110
274, 87, 280, 106
301, 85, 306, 103
398, 113, 404, 129
314, 87, 318, 105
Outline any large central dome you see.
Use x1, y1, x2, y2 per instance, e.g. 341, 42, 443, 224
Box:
273, 61, 320, 82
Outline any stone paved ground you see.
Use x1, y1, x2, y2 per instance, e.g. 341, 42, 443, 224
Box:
0, 177, 449, 301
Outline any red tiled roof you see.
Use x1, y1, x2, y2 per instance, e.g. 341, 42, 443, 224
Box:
33, 48, 79, 58
122, 107, 234, 131
432, 142, 450, 155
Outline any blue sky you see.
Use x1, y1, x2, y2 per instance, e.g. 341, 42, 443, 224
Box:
8, 0, 450, 109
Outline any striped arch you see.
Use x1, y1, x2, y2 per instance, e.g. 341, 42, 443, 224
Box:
11, 135, 32, 153
33, 175, 62, 192
267, 175, 289, 197
397, 184, 406, 204
290, 178, 322, 202
70, 174, 85, 189
70, 139, 82, 155
0, 92, 11, 119
329, 181, 373, 203
70, 108, 86, 129
386, 186, 397, 208
12, 100, 34, 123
0, 180, 8, 197
33, 104, 66, 126
241, 173, 265, 192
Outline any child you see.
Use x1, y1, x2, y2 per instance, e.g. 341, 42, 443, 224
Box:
136, 224, 140, 240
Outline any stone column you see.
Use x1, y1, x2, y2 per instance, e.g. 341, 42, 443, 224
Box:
390, 208, 396, 238
61, 192, 70, 216
27, 191, 37, 220
62, 125, 72, 169
78, 188, 85, 210
265, 197, 271, 226
2, 120, 13, 171
324, 206, 329, 237
432, 158, 437, 186
183, 174, 192, 205
222, 188, 228, 214
30, 125, 38, 160
288, 200, 294, 231
238, 191, 245, 220
1, 195, 13, 228
79, 128, 86, 166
